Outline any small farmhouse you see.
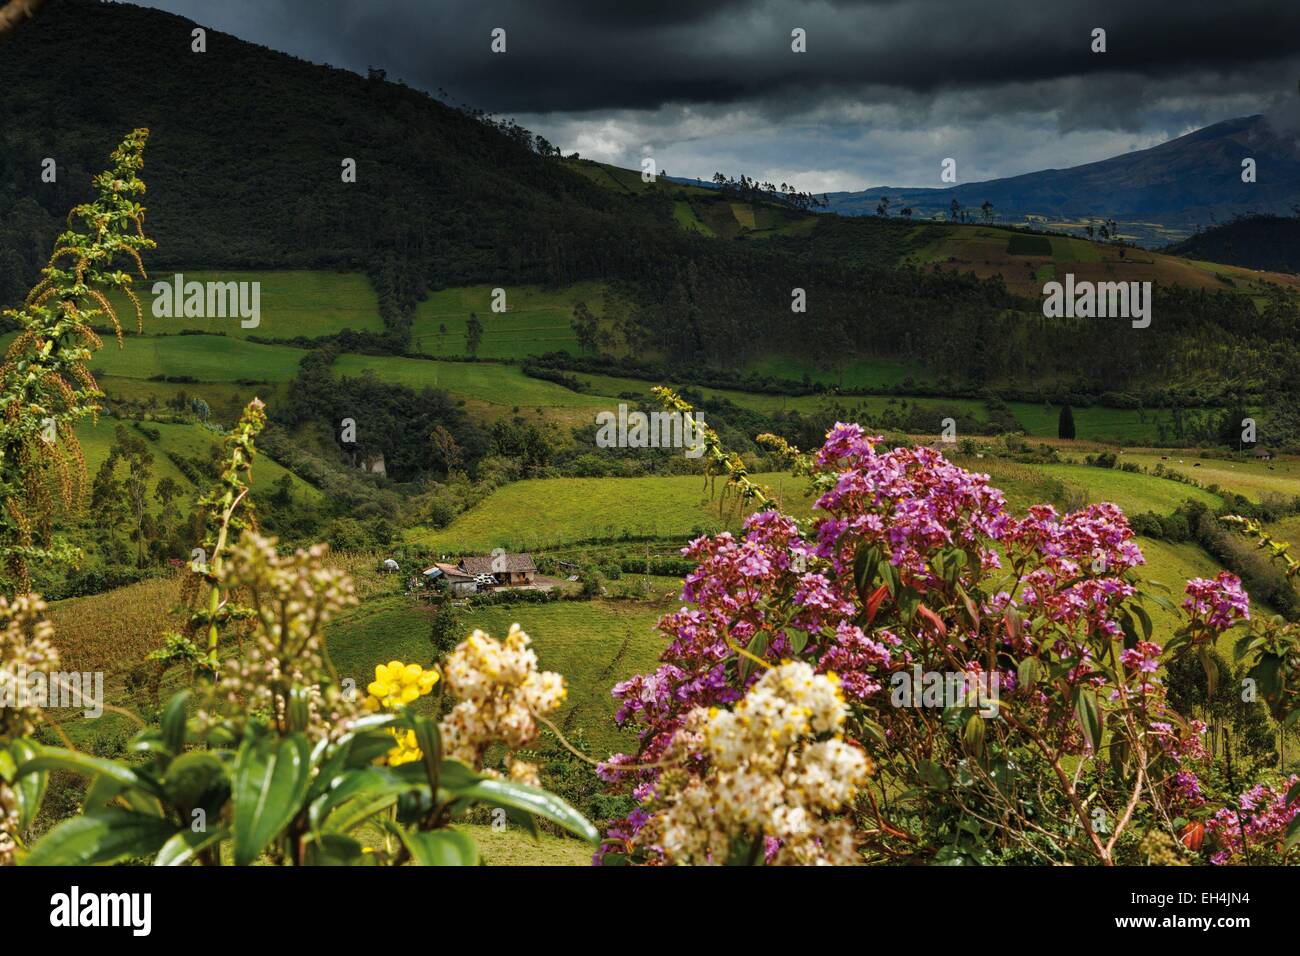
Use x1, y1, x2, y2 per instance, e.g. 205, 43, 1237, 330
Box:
460, 552, 537, 587
1253, 447, 1273, 461
422, 552, 538, 594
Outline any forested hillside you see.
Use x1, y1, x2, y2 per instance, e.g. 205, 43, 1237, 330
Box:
1166, 214, 1300, 274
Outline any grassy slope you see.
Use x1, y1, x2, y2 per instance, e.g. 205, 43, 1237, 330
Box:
1034, 463, 1221, 514
1008, 403, 1213, 444
1120, 452, 1300, 503
99, 378, 290, 426
405, 472, 814, 552
408, 282, 608, 360
332, 354, 608, 408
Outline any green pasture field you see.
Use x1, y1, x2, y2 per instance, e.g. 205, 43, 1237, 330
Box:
408, 282, 608, 360
567, 369, 987, 425
104, 270, 382, 339
405, 472, 815, 552
99, 377, 289, 425
673, 200, 715, 236
1006, 402, 1214, 444
460, 824, 593, 865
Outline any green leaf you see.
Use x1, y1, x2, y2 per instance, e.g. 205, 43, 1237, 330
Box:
160, 690, 191, 755
1074, 686, 1103, 753
163, 751, 230, 813
852, 544, 882, 604
23, 809, 178, 866
19, 747, 144, 790
787, 629, 809, 655
1017, 657, 1042, 691
1286, 814, 1300, 851
303, 833, 370, 866
458, 777, 598, 843
1132, 604, 1153, 641
231, 732, 312, 866
311, 767, 423, 832
9, 740, 46, 832
154, 824, 229, 866
1198, 647, 1219, 697
881, 561, 901, 599
738, 631, 769, 684
403, 828, 480, 866
962, 713, 985, 757
916, 760, 951, 791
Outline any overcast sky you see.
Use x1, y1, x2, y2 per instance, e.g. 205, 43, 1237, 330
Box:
134, 0, 1300, 192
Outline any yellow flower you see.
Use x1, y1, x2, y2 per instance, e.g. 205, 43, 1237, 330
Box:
365, 660, 441, 711
386, 728, 422, 766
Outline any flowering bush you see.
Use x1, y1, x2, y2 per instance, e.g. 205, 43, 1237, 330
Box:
600, 413, 1288, 865
1204, 776, 1300, 864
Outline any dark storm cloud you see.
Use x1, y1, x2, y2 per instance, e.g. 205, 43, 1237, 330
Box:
134, 0, 1300, 115
130, 0, 1300, 189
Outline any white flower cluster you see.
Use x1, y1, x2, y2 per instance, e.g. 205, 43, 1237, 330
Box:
650, 661, 871, 866
439, 624, 567, 785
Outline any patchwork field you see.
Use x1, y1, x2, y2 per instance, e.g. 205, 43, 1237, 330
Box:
105, 270, 382, 339
901, 223, 1300, 298
1007, 402, 1221, 444
99, 377, 289, 425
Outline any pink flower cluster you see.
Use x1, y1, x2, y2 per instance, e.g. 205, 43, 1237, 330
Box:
599, 420, 1255, 862
1183, 571, 1250, 634
1205, 776, 1300, 864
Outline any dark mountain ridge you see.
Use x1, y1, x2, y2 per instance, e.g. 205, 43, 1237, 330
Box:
825, 115, 1300, 245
